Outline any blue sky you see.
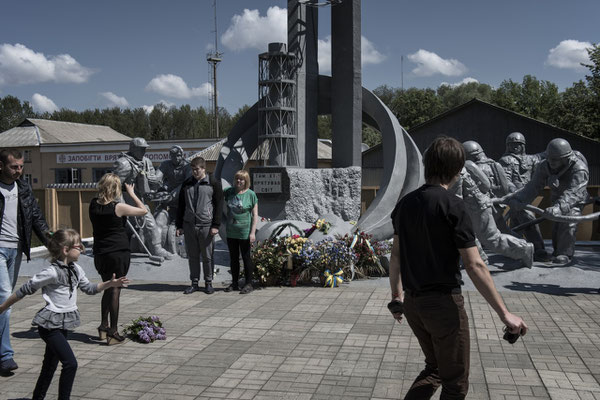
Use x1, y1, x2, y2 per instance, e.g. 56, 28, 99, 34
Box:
0, 0, 597, 116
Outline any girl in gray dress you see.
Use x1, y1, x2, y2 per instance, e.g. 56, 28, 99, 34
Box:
0, 229, 129, 400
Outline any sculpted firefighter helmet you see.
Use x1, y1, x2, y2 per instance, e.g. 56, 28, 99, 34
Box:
462, 140, 483, 157
506, 132, 526, 145
129, 137, 149, 150
546, 138, 573, 160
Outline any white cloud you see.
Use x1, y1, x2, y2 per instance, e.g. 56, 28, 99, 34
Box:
145, 74, 211, 99
142, 100, 176, 114
31, 93, 59, 113
100, 91, 129, 108
407, 49, 467, 77
221, 7, 287, 51
362, 36, 386, 66
318, 35, 386, 74
0, 43, 94, 86
318, 37, 332, 73
546, 39, 591, 71
440, 77, 479, 88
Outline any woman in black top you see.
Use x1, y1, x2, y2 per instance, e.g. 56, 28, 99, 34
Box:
89, 173, 146, 344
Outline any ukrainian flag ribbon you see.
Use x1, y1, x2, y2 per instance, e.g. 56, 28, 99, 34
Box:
323, 269, 344, 288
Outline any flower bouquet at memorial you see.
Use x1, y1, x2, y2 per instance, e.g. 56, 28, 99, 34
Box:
252, 237, 287, 285
296, 241, 323, 283
304, 218, 332, 237
123, 315, 167, 343
282, 235, 309, 286
342, 231, 388, 278
316, 238, 357, 282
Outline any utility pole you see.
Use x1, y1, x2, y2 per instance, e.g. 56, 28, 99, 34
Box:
401, 55, 404, 90
207, 0, 222, 138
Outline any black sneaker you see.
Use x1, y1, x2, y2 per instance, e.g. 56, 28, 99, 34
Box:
0, 358, 18, 374
240, 284, 253, 294
183, 284, 200, 294
224, 284, 239, 292
205, 282, 215, 294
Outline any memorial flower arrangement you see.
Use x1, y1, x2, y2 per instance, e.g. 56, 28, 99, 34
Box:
342, 232, 389, 278
251, 229, 389, 286
123, 315, 167, 343
284, 235, 308, 257
252, 238, 287, 285
304, 218, 332, 237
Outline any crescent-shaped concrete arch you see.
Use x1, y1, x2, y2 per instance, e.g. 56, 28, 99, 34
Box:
215, 75, 423, 240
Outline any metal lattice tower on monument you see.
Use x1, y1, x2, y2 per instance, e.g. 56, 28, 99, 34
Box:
258, 43, 298, 166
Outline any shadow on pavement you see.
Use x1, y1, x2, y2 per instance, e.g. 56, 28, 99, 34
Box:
127, 283, 188, 292
503, 281, 600, 296
12, 328, 97, 344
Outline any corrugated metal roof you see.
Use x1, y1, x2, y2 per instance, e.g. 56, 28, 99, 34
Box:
0, 118, 131, 147
187, 138, 333, 162
26, 119, 131, 143
0, 126, 41, 147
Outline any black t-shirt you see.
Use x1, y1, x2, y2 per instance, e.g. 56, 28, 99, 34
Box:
89, 198, 130, 254
391, 184, 476, 292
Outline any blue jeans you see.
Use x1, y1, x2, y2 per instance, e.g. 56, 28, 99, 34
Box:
0, 246, 22, 362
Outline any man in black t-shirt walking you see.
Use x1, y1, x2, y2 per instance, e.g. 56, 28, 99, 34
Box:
389, 137, 528, 400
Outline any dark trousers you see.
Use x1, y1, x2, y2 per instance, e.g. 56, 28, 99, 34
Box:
183, 223, 215, 283
403, 292, 470, 400
227, 238, 253, 287
32, 327, 77, 400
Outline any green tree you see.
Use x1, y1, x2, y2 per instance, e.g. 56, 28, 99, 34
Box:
148, 103, 172, 140
390, 88, 443, 130
362, 125, 382, 148
491, 79, 521, 112
555, 81, 595, 137
582, 43, 600, 138
0, 95, 36, 131
437, 81, 493, 109
317, 115, 332, 139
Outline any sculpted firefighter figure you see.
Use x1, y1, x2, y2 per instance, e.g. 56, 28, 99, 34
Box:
498, 132, 549, 261
113, 137, 174, 259
463, 140, 514, 233
508, 138, 590, 264
152, 145, 192, 255
452, 160, 534, 268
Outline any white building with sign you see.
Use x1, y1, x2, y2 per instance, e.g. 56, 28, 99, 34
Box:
0, 118, 219, 189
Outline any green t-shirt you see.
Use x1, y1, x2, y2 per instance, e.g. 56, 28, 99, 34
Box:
224, 187, 258, 239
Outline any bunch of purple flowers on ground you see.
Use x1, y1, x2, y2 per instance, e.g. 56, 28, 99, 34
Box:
123, 315, 166, 343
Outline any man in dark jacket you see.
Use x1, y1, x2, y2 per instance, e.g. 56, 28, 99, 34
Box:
176, 157, 223, 295
0, 149, 50, 375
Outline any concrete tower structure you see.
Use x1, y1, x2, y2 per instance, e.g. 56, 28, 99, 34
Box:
215, 0, 424, 239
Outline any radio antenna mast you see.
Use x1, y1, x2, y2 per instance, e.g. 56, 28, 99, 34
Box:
207, 0, 222, 138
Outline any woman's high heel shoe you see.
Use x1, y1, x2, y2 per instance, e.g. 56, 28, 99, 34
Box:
106, 331, 127, 346
97, 326, 108, 340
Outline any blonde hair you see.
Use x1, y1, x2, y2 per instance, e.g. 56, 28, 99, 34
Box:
234, 170, 251, 190
97, 173, 122, 205
47, 229, 83, 262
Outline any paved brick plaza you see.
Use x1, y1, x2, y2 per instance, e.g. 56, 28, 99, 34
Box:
2, 278, 600, 400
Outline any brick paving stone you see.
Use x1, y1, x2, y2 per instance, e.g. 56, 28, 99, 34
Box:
2, 279, 600, 399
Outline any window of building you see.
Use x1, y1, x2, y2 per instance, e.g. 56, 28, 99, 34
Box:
92, 168, 114, 183
23, 150, 32, 163
24, 174, 32, 186
55, 168, 82, 184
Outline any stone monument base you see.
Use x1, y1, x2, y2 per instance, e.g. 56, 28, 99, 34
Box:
250, 166, 361, 223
